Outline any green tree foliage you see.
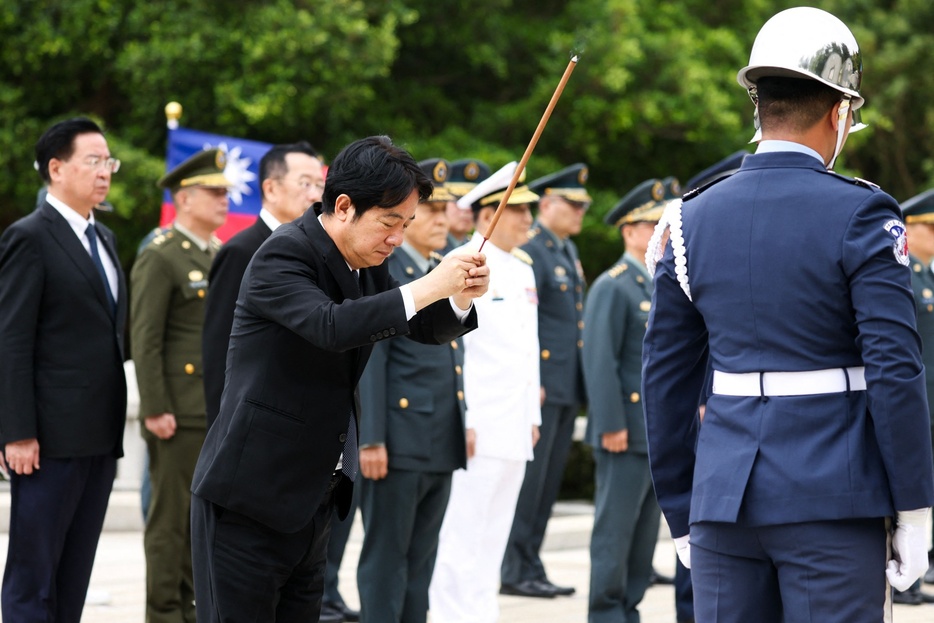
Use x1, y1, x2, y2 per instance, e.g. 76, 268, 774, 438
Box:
1, 0, 932, 274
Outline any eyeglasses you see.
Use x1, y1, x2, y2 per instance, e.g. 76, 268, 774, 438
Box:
83, 156, 121, 173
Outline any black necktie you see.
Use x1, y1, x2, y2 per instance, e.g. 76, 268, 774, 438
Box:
342, 413, 358, 481
86, 223, 116, 314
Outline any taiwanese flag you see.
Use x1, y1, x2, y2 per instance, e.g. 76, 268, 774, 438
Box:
162, 127, 272, 242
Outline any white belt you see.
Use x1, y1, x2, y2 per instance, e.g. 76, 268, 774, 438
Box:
712, 367, 866, 397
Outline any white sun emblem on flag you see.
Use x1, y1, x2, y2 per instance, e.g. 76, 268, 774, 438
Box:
205, 142, 257, 206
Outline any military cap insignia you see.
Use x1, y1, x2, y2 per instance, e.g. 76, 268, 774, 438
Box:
215, 150, 227, 170
651, 181, 665, 201
189, 270, 204, 282
433, 160, 448, 183
578, 167, 589, 185
669, 178, 681, 196
884, 220, 910, 266
464, 162, 481, 181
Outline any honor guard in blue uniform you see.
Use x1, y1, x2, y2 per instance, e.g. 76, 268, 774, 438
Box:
355, 159, 468, 623
131, 148, 232, 623
583, 178, 677, 623
898, 189, 934, 603
443, 159, 490, 252
642, 8, 934, 622
500, 163, 590, 598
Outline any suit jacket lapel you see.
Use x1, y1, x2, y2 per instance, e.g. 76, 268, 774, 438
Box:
42, 203, 115, 317
303, 211, 361, 300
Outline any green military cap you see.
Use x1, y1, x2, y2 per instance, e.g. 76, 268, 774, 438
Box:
902, 188, 934, 224
418, 158, 457, 202
446, 159, 492, 200
157, 148, 234, 192
457, 162, 539, 213
528, 163, 593, 205
605, 176, 680, 227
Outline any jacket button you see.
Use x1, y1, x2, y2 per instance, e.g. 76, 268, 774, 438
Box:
541, 349, 551, 361
578, 340, 583, 349
370, 335, 377, 342
560, 284, 568, 292
184, 363, 195, 374
450, 341, 458, 349
382, 329, 391, 338
389, 328, 396, 335
198, 289, 205, 298
578, 320, 584, 330
339, 434, 347, 442
457, 390, 464, 401
630, 392, 640, 403
455, 365, 462, 375
576, 302, 583, 311
399, 398, 409, 409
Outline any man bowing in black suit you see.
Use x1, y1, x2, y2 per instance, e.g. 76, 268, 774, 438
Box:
190, 135, 489, 622
0, 117, 128, 622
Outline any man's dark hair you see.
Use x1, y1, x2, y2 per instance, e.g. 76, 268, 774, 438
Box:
35, 117, 105, 183
756, 77, 844, 134
259, 141, 321, 198
321, 136, 432, 219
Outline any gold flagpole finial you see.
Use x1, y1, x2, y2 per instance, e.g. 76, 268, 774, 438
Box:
165, 102, 183, 130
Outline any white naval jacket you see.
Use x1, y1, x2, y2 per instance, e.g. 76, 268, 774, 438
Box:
457, 238, 541, 462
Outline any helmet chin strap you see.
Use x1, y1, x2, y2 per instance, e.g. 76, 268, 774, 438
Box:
828, 97, 851, 170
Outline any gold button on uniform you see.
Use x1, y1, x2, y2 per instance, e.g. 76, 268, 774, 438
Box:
560, 284, 568, 292
541, 349, 551, 360
630, 392, 640, 403
576, 302, 583, 311
455, 365, 462, 375
184, 363, 195, 375
399, 398, 409, 409
198, 289, 205, 298
578, 340, 583, 348
640, 301, 651, 312
578, 320, 584, 330
181, 240, 191, 250
451, 341, 458, 349
457, 390, 465, 401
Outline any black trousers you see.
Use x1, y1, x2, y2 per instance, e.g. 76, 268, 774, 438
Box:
2, 455, 116, 623
191, 475, 339, 623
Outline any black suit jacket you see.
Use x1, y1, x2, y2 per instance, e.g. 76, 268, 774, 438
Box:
0, 202, 127, 458
192, 210, 477, 533
202, 217, 272, 426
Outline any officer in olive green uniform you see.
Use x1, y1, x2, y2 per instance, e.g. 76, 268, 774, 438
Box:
900, 189, 934, 601
501, 164, 590, 598
582, 178, 678, 623
131, 148, 232, 623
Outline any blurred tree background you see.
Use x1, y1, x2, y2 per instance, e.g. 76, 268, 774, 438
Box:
2, 0, 933, 495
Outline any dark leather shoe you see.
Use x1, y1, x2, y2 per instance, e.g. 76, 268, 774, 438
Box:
650, 569, 675, 585
893, 589, 923, 606
540, 578, 575, 596
921, 591, 934, 604
321, 600, 360, 622
318, 603, 344, 623
499, 580, 558, 598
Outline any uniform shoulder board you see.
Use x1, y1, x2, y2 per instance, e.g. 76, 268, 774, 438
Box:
683, 173, 732, 201
824, 170, 881, 191
210, 235, 222, 250
608, 262, 629, 278
429, 251, 444, 263
527, 227, 540, 240
511, 248, 533, 265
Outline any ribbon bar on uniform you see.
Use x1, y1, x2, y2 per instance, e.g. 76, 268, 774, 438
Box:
712, 367, 866, 397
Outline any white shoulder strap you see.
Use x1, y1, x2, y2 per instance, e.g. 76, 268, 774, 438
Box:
645, 199, 691, 301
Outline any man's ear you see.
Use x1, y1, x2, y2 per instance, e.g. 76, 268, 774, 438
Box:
333, 194, 354, 222
261, 177, 277, 203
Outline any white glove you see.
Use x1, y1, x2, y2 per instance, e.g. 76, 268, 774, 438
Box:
886, 508, 930, 592
674, 534, 691, 570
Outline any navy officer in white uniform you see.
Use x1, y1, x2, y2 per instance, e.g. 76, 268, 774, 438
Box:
642, 8, 934, 622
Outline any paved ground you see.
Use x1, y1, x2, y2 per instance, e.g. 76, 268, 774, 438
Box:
0, 500, 932, 622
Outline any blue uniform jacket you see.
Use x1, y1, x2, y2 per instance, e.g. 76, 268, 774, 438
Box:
642, 151, 934, 539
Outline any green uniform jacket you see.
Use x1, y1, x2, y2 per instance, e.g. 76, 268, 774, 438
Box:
581, 253, 653, 454
131, 226, 216, 429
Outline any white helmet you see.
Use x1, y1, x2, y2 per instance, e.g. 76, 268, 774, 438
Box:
737, 7, 863, 110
